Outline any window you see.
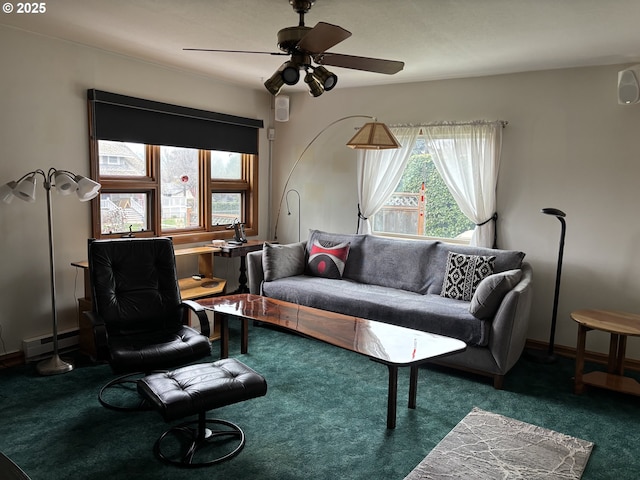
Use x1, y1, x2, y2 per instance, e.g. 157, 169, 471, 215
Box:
372, 138, 474, 242
160, 146, 200, 231
87, 89, 262, 244
93, 141, 258, 243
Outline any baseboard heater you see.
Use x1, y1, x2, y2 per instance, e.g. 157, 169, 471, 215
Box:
22, 328, 79, 360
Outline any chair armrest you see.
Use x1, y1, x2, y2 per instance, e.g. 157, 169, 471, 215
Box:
84, 310, 110, 361
182, 299, 210, 338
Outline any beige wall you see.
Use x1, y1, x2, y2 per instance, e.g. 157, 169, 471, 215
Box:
0, 26, 273, 353
2, 24, 640, 362
271, 65, 640, 359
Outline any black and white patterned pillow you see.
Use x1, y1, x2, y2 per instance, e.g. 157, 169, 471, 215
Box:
440, 252, 496, 301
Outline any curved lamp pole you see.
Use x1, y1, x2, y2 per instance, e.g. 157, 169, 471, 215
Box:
1, 168, 101, 375
272, 115, 400, 241
285, 189, 301, 242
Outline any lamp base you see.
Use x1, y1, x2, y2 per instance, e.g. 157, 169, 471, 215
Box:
37, 354, 73, 376
524, 348, 557, 364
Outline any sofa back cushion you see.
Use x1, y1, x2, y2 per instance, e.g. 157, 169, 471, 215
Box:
307, 230, 525, 296
308, 230, 441, 294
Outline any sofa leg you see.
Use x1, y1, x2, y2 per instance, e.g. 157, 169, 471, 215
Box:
493, 375, 504, 390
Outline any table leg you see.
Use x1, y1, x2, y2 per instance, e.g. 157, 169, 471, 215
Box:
608, 334, 619, 373
387, 365, 398, 429
408, 365, 419, 409
230, 256, 250, 294
217, 312, 229, 359
574, 324, 587, 394
615, 335, 627, 375
241, 317, 249, 354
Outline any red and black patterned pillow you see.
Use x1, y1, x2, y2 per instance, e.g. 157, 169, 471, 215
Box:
440, 251, 495, 301
306, 240, 351, 279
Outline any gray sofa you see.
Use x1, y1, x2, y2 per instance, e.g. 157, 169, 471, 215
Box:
247, 229, 533, 388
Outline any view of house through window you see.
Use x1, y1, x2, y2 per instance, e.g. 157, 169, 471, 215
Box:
160, 146, 200, 231
94, 140, 256, 241
98, 140, 146, 176
100, 193, 148, 234
210, 151, 243, 225
372, 138, 474, 241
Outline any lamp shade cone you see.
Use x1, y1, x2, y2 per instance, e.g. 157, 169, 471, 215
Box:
54, 171, 78, 195
14, 174, 37, 202
75, 176, 101, 201
0, 181, 17, 204
347, 122, 401, 149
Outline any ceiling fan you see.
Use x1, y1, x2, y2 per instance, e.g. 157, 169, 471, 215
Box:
184, 0, 404, 97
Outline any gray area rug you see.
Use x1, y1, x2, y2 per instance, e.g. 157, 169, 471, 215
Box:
404, 407, 594, 480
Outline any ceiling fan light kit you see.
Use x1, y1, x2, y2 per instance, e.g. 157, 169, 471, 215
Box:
312, 65, 337, 91
304, 70, 324, 97
281, 60, 302, 85
187, 0, 403, 97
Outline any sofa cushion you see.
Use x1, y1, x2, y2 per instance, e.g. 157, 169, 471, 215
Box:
469, 269, 523, 319
306, 239, 350, 279
262, 275, 488, 346
262, 242, 306, 282
441, 252, 495, 301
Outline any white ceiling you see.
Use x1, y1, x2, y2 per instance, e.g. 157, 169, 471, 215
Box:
3, 0, 640, 93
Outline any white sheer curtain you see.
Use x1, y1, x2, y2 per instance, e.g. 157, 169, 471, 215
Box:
356, 127, 420, 233
422, 121, 503, 247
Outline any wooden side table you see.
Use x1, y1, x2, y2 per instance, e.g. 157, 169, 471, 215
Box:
571, 309, 640, 396
213, 240, 266, 293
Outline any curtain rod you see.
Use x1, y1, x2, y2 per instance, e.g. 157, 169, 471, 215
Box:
390, 120, 508, 128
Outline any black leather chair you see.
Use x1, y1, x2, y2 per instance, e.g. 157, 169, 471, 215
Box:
86, 237, 212, 410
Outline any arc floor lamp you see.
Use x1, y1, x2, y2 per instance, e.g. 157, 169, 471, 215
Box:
1, 168, 101, 375
272, 115, 401, 241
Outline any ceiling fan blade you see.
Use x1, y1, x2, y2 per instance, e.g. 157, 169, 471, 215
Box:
314, 53, 404, 75
183, 48, 288, 56
297, 22, 351, 54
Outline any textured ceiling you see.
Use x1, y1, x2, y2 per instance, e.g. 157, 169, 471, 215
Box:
2, 0, 640, 93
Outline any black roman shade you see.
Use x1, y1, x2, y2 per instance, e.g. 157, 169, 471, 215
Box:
88, 89, 263, 154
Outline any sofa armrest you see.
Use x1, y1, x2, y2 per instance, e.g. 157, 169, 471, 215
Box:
247, 250, 264, 295
488, 262, 534, 373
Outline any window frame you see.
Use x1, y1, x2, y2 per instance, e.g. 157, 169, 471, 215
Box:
89, 142, 259, 245
370, 136, 474, 244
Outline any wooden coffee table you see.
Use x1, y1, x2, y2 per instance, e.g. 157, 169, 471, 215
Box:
197, 294, 466, 429
571, 309, 640, 396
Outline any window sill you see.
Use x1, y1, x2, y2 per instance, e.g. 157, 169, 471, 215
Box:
372, 231, 472, 246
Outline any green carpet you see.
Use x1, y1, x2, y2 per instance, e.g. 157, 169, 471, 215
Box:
1, 322, 638, 480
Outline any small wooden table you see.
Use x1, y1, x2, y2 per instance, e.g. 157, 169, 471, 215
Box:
213, 240, 265, 293
198, 294, 467, 429
572, 309, 640, 396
